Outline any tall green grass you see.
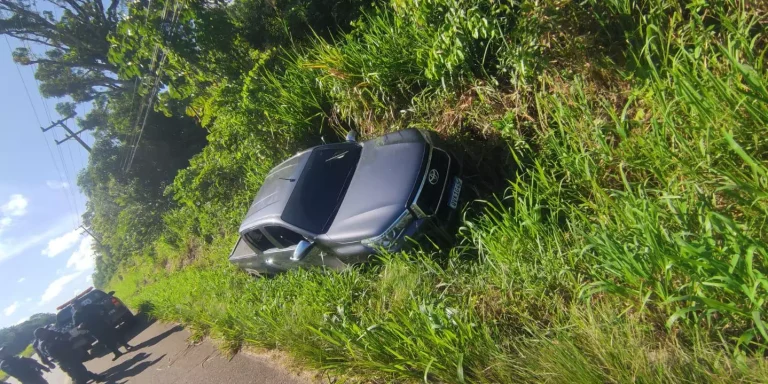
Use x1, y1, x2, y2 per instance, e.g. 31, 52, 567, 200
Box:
111, 0, 768, 382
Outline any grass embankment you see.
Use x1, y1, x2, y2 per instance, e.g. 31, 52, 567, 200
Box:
110, 0, 768, 382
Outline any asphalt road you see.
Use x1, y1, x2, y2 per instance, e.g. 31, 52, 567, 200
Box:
13, 317, 313, 384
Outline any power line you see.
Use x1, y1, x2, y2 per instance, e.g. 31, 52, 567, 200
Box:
125, 54, 166, 172
124, 0, 183, 172
75, 103, 88, 173
20, 38, 84, 223
123, 0, 182, 172
64, 124, 82, 203
20, 1, 92, 224
51, 127, 82, 221
4, 36, 79, 229
14, 5, 81, 226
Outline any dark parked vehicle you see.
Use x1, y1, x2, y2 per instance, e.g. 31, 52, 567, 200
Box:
229, 128, 463, 276
54, 287, 135, 359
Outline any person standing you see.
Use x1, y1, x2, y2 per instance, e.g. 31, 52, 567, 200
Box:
33, 328, 104, 384
31, 332, 56, 371
0, 346, 50, 384
71, 301, 134, 361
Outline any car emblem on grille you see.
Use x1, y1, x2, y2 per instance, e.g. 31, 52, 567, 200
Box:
428, 169, 439, 185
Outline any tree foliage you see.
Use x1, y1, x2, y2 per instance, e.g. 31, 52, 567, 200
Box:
1, 0, 125, 102
0, 313, 56, 356
3, 0, 377, 287
78, 93, 207, 287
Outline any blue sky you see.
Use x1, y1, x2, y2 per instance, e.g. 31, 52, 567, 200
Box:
0, 37, 98, 328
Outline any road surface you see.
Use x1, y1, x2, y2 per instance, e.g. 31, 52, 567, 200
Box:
14, 318, 314, 384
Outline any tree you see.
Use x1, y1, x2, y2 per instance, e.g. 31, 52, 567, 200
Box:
77, 92, 208, 287
1, 0, 125, 102
0, 313, 56, 356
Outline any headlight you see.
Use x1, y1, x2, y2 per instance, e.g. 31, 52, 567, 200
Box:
362, 210, 414, 250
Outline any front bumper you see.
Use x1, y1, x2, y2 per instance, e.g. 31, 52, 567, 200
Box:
230, 239, 348, 276
409, 136, 463, 220
375, 147, 463, 253
107, 305, 130, 326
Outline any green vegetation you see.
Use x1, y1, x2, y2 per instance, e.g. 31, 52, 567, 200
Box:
0, 313, 55, 356
18, 344, 35, 358
0, 314, 53, 380
4, 0, 768, 382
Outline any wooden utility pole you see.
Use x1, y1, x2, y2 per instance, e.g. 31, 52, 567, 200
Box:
41, 114, 91, 152
78, 224, 102, 245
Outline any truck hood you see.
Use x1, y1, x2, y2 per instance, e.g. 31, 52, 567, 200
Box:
324, 130, 427, 243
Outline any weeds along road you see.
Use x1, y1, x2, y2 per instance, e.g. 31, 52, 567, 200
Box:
25, 316, 313, 384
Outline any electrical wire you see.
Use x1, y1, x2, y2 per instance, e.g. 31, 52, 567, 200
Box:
124, 0, 182, 172
20, 38, 83, 222
4, 36, 80, 229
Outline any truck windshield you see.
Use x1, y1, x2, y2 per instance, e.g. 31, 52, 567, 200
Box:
282, 144, 362, 234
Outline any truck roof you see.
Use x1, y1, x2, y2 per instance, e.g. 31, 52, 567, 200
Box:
56, 286, 97, 310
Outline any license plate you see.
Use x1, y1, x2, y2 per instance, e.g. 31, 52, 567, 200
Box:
449, 177, 462, 209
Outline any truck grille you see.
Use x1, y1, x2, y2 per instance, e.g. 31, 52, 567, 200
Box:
411, 148, 451, 217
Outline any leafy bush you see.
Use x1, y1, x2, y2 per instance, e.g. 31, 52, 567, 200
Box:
106, 0, 768, 382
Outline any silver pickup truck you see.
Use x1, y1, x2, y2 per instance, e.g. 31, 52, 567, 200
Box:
229, 129, 463, 276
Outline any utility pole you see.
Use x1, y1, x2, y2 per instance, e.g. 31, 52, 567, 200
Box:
79, 224, 102, 245
41, 114, 91, 152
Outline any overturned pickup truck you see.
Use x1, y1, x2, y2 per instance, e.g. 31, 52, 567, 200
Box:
229, 128, 463, 276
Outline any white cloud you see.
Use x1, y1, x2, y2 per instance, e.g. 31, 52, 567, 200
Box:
0, 217, 11, 233
45, 181, 70, 190
3, 301, 19, 317
40, 272, 83, 306
0, 214, 79, 264
1, 194, 28, 217
25, 297, 32, 302
17, 277, 25, 283
67, 237, 95, 271
42, 229, 83, 258
85, 275, 93, 284
0, 194, 29, 234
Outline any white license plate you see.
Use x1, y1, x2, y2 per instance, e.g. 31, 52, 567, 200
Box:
449, 177, 462, 209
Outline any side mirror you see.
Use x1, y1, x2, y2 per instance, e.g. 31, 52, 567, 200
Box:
107, 291, 115, 296
291, 240, 315, 261
345, 130, 358, 142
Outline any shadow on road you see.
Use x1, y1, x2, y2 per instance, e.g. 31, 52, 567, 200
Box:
89, 312, 168, 359
122, 312, 157, 342
98, 351, 167, 384
131, 325, 183, 351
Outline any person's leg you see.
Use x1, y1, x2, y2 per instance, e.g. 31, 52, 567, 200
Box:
28, 375, 49, 384
109, 344, 123, 360
102, 338, 122, 359
87, 369, 105, 382
67, 360, 100, 384
59, 362, 86, 384
93, 330, 123, 359
118, 333, 134, 350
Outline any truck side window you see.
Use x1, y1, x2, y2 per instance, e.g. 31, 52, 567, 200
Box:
245, 229, 275, 251
264, 226, 304, 247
